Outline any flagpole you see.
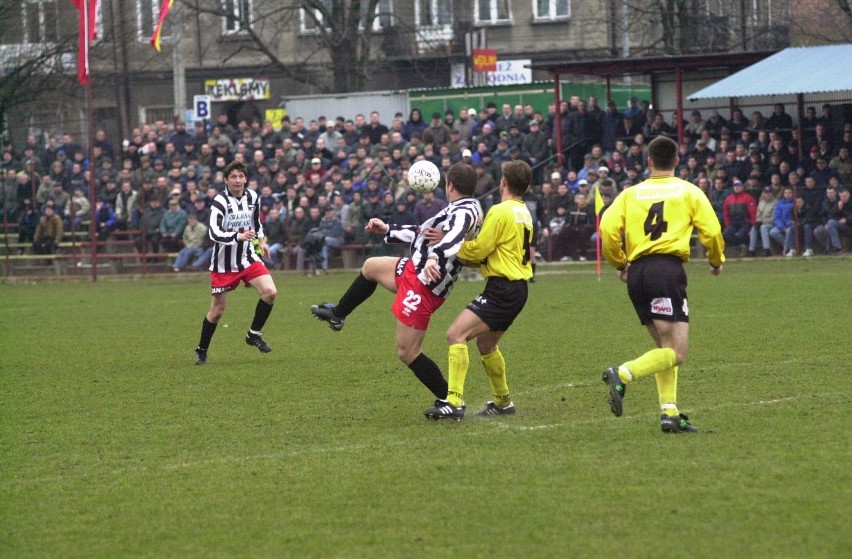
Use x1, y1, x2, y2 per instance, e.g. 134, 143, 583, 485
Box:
83, 0, 97, 282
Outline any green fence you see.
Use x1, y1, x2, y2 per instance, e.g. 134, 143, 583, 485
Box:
407, 81, 650, 118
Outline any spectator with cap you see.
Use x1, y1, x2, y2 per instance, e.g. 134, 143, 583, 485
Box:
722, 178, 756, 255
521, 119, 548, 176
160, 196, 188, 252
705, 110, 728, 135
422, 112, 451, 147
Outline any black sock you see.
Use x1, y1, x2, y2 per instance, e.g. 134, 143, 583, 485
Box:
335, 273, 377, 318
532, 262, 537, 276
198, 318, 217, 350
250, 299, 274, 332
407, 353, 448, 399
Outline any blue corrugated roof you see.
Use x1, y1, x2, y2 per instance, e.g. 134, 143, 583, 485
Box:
689, 44, 852, 100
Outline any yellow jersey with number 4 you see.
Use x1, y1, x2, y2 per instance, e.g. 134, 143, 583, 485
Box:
599, 176, 725, 269
458, 199, 533, 281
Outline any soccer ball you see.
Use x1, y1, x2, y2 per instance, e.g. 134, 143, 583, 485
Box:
408, 160, 441, 194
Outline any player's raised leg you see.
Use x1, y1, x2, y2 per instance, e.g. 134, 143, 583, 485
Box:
311, 256, 398, 331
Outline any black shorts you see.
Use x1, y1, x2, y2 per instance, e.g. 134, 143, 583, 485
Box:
626, 254, 689, 325
467, 277, 529, 332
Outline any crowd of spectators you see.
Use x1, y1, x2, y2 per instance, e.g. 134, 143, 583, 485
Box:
1, 97, 850, 269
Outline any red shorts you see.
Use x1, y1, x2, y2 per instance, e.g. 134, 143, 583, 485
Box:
210, 261, 270, 295
391, 258, 445, 330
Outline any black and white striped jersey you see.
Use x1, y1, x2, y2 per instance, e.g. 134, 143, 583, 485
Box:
386, 196, 483, 298
207, 187, 265, 273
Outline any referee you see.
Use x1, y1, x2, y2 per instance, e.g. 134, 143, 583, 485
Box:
424, 160, 535, 420
599, 136, 725, 433
194, 161, 278, 365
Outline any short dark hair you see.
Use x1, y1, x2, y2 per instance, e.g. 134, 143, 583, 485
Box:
445, 162, 476, 197
647, 136, 678, 171
501, 160, 532, 196
223, 161, 247, 178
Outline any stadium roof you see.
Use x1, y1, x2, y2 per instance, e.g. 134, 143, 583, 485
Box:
689, 44, 852, 100
527, 51, 775, 77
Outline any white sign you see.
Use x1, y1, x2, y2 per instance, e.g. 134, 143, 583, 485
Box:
204, 78, 270, 101
194, 95, 212, 122
450, 60, 532, 88
485, 60, 532, 86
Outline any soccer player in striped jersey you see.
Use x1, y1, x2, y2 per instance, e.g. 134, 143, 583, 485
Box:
311, 163, 482, 402
423, 160, 534, 420
599, 135, 725, 433
194, 161, 278, 365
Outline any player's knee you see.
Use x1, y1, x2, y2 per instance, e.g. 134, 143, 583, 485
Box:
262, 286, 277, 303
446, 327, 465, 345
396, 345, 416, 364
207, 306, 224, 322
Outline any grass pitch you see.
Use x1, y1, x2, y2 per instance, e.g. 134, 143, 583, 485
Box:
1, 258, 850, 558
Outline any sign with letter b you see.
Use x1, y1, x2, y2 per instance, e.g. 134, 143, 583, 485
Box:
194, 95, 212, 121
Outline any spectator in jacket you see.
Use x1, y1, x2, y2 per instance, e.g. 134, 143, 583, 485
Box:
318, 205, 345, 272
814, 187, 851, 254
160, 197, 188, 252
172, 212, 208, 271
748, 187, 778, 257
402, 109, 428, 142
722, 179, 757, 253
94, 199, 116, 241
794, 195, 819, 257
770, 187, 796, 256
709, 177, 730, 225
33, 204, 64, 255
136, 197, 164, 255
64, 187, 90, 231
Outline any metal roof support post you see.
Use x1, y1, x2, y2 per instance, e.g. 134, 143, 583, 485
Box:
675, 65, 684, 146
553, 72, 564, 168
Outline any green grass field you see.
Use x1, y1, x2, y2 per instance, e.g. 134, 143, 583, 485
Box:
1, 258, 850, 558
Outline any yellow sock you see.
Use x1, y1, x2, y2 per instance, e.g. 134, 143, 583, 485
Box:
622, 348, 676, 382
446, 343, 469, 407
481, 348, 510, 406
656, 366, 680, 417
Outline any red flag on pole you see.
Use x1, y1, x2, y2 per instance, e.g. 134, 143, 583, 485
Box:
150, 0, 175, 52
71, 0, 98, 85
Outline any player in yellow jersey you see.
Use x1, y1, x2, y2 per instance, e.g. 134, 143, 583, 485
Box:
423, 160, 534, 420
599, 135, 725, 433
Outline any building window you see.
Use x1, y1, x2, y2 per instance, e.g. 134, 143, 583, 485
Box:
416, 0, 453, 27
475, 0, 511, 25
23, 0, 60, 44
222, 0, 252, 35
140, 105, 174, 126
300, 0, 392, 34
533, 0, 570, 21
137, 0, 170, 43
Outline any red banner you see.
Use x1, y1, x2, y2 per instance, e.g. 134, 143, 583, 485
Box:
71, 0, 98, 85
472, 49, 497, 73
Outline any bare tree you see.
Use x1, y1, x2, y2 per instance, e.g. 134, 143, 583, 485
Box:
184, 0, 387, 93
619, 0, 792, 57
790, 0, 852, 44
0, 4, 78, 142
